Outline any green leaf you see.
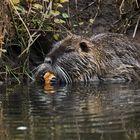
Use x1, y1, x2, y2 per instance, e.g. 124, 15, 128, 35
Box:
62, 13, 69, 18
43, 12, 51, 18
14, 6, 26, 14
54, 18, 65, 24
53, 34, 60, 40
56, 3, 63, 8
46, 26, 53, 31
33, 4, 43, 10
51, 10, 60, 16
12, 0, 20, 5
60, 0, 69, 3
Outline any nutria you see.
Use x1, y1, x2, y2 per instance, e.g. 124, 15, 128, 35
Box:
36, 33, 140, 84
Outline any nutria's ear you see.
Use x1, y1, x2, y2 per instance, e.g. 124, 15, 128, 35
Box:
79, 42, 89, 53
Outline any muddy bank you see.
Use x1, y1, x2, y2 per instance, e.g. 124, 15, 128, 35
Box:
67, 0, 140, 42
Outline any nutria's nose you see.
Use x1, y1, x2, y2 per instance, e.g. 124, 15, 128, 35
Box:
44, 57, 52, 65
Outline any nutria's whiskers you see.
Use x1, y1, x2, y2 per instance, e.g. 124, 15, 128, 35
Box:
55, 64, 72, 84
60, 66, 72, 83
35, 64, 45, 78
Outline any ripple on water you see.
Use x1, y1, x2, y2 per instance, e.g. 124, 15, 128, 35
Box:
1, 83, 140, 140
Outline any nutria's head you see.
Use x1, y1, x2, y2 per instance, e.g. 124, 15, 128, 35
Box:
36, 35, 98, 84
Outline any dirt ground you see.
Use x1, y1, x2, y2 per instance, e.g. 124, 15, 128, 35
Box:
67, 0, 140, 42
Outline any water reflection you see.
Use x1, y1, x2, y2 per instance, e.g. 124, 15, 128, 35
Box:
1, 83, 140, 140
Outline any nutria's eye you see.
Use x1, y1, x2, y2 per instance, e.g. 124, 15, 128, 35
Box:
79, 42, 89, 52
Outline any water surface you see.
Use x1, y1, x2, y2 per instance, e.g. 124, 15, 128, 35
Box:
0, 83, 140, 140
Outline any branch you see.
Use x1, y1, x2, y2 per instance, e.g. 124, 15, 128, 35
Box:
133, 16, 140, 38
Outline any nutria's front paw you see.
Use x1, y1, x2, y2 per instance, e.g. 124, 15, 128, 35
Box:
43, 72, 56, 85
50, 77, 58, 84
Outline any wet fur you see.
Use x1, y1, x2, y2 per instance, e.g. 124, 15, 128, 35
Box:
36, 33, 140, 84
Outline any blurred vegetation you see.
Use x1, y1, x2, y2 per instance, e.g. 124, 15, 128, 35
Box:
9, 0, 69, 47
0, 0, 69, 83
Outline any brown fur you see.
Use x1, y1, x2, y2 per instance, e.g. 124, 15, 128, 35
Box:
37, 33, 140, 84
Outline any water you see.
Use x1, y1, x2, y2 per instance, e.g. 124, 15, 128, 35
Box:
0, 83, 140, 140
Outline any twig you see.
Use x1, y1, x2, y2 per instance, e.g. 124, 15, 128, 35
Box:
39, 1, 53, 30
18, 33, 40, 57
133, 16, 140, 38
0, 33, 6, 57
80, 1, 96, 12
9, 0, 49, 57
135, 0, 139, 9
9, 0, 33, 42
72, 1, 96, 18
7, 2, 22, 42
75, 0, 78, 10
57, 23, 73, 36
119, 0, 125, 15
19, 1, 53, 56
